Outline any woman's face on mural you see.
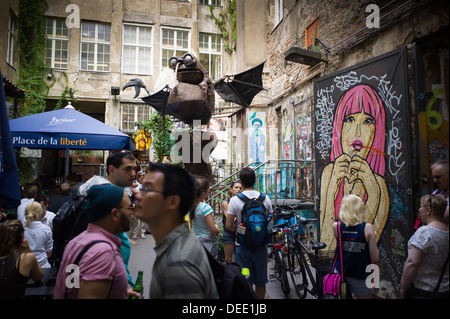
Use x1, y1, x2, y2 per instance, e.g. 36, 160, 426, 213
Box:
341, 110, 376, 159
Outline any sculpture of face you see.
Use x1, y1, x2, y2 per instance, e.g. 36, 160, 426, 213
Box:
168, 53, 215, 125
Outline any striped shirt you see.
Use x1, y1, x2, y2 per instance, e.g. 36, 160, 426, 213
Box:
191, 202, 214, 238
150, 222, 219, 299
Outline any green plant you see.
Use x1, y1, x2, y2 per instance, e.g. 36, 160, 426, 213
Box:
16, 0, 49, 117
136, 113, 174, 162
47, 71, 78, 110
209, 0, 236, 54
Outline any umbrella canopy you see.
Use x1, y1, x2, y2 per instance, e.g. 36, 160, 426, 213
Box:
9, 105, 135, 151
0, 68, 21, 209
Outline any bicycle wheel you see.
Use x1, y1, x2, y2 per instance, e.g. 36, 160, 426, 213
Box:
288, 248, 308, 299
274, 250, 290, 296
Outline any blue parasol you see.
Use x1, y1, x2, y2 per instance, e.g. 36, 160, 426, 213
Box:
9, 101, 136, 180
9, 104, 135, 151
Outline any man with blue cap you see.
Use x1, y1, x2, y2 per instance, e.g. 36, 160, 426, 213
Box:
53, 184, 139, 299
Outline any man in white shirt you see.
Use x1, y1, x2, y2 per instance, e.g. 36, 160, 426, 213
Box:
226, 167, 272, 299
16, 183, 37, 223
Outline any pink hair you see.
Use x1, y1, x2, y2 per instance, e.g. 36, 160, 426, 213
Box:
330, 84, 386, 217
330, 84, 386, 175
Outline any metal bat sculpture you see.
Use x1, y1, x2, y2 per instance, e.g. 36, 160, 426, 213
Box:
123, 53, 265, 125
123, 53, 265, 177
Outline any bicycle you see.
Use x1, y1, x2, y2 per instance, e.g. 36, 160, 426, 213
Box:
272, 207, 332, 299
269, 207, 309, 297
268, 217, 291, 296
291, 226, 334, 299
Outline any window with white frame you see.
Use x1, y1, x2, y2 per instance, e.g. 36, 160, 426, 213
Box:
80, 22, 111, 71
199, 33, 222, 80
44, 17, 69, 69
7, 13, 17, 66
161, 27, 190, 70
275, 0, 283, 25
199, 0, 222, 6
121, 102, 152, 133
122, 24, 153, 75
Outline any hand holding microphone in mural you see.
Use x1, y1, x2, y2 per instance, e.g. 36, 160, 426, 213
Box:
320, 85, 389, 249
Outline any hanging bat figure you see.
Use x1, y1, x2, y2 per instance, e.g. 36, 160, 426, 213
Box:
123, 53, 265, 179
123, 52, 266, 126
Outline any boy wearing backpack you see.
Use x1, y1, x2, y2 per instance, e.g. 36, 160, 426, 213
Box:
226, 167, 273, 299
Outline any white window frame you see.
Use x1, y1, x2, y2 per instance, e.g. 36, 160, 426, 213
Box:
80, 22, 111, 72
198, 33, 222, 80
199, 0, 222, 6
160, 27, 191, 70
120, 102, 153, 133
45, 17, 69, 69
7, 13, 16, 66
122, 23, 154, 75
275, 0, 283, 25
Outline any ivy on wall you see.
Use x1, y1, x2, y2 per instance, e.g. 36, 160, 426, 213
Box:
209, 0, 236, 54
14, 0, 76, 184
15, 0, 48, 117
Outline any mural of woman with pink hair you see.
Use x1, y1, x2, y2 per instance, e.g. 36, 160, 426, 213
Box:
319, 84, 389, 249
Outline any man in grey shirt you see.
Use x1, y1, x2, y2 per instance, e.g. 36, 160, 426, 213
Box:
135, 162, 218, 299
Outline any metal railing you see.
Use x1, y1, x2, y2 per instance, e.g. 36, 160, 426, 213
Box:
207, 159, 317, 217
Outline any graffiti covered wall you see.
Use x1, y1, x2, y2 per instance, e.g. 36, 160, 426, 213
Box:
314, 47, 413, 298
295, 100, 315, 199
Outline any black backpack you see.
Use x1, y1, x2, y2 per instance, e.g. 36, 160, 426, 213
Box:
204, 247, 256, 299
236, 193, 269, 251
51, 196, 88, 268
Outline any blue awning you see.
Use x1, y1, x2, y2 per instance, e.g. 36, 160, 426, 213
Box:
9, 106, 135, 151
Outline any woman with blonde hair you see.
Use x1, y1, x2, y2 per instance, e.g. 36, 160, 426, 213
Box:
333, 194, 379, 298
0, 220, 44, 298
401, 194, 449, 299
24, 201, 53, 268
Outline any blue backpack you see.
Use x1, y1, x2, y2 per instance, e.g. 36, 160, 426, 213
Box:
236, 193, 269, 251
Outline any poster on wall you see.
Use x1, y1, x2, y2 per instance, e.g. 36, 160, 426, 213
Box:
314, 47, 413, 298
248, 111, 267, 164
295, 101, 315, 199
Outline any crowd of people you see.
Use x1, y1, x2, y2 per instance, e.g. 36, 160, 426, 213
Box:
0, 155, 448, 299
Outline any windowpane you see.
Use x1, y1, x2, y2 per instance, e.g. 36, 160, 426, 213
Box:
161, 28, 190, 70
138, 47, 152, 74
124, 26, 136, 44
176, 31, 189, 49
44, 39, 53, 66
45, 17, 69, 69
80, 22, 111, 71
161, 49, 174, 69
199, 34, 208, 50
139, 27, 152, 45
46, 19, 53, 37
123, 46, 136, 73
122, 24, 153, 74
55, 19, 68, 38
97, 24, 111, 42
81, 22, 96, 40
199, 33, 222, 80
121, 103, 152, 132
162, 29, 174, 46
